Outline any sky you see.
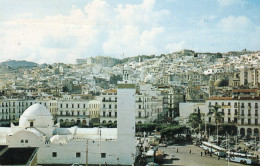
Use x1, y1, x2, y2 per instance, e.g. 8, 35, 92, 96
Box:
0, 0, 259, 64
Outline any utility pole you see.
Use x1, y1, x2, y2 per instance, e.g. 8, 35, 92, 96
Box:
99, 129, 101, 166
86, 141, 88, 166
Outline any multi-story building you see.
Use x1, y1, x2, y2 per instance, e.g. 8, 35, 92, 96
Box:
205, 97, 260, 136
100, 68, 163, 124
56, 100, 89, 125
0, 98, 89, 125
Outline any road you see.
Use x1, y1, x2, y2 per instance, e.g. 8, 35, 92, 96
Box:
159, 144, 244, 166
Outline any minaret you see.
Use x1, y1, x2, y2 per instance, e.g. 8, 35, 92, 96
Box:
117, 65, 136, 164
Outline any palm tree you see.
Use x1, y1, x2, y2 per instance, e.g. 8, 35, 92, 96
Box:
207, 105, 224, 145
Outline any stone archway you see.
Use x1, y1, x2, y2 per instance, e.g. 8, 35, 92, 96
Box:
108, 120, 112, 123
59, 119, 64, 123
71, 119, 75, 122
254, 128, 259, 136
76, 120, 81, 123
138, 121, 142, 124
102, 120, 106, 124
82, 120, 86, 124
240, 128, 245, 136
247, 128, 252, 136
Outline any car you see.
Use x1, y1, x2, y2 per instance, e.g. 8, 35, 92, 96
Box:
170, 154, 175, 159
146, 162, 160, 166
71, 164, 82, 166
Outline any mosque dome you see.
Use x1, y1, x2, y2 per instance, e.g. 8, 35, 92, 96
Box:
144, 74, 155, 84
19, 104, 53, 128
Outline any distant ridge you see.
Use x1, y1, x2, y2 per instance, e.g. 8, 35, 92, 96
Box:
0, 60, 38, 69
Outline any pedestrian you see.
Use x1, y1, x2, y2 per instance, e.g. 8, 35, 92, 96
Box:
189, 149, 191, 154
201, 151, 203, 156
105, 162, 107, 166
204, 151, 206, 155
177, 148, 178, 153
218, 156, 220, 160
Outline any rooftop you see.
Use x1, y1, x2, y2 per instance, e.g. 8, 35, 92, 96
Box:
0, 147, 37, 165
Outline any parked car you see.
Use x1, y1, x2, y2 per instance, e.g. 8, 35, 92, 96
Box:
146, 162, 160, 166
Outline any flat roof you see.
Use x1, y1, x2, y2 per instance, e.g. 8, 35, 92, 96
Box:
0, 147, 37, 165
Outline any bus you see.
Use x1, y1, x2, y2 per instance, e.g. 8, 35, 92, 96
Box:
200, 141, 226, 157
226, 151, 258, 165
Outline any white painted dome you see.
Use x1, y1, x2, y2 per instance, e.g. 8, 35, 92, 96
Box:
50, 135, 68, 144
144, 74, 155, 84
19, 104, 53, 128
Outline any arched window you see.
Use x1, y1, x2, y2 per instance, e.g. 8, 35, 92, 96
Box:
25, 140, 28, 143
21, 140, 24, 143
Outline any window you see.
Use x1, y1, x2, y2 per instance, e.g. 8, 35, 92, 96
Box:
21, 140, 24, 143
30, 122, 34, 127
66, 104, 68, 108
115, 105, 117, 109
241, 110, 244, 116
76, 152, 81, 158
109, 105, 111, 109
139, 105, 141, 109
234, 118, 237, 123
255, 110, 258, 116
60, 104, 63, 108
248, 119, 251, 125
255, 119, 258, 125
103, 112, 106, 117
228, 109, 231, 115
209, 102, 211, 106
72, 104, 74, 108
25, 140, 28, 143
52, 152, 57, 157
248, 110, 251, 116
78, 104, 80, 108
228, 118, 231, 123
109, 112, 111, 117
101, 153, 106, 158
139, 112, 141, 118
228, 102, 230, 106
209, 117, 211, 123
235, 109, 237, 115
241, 118, 244, 124
115, 112, 117, 117
222, 102, 224, 106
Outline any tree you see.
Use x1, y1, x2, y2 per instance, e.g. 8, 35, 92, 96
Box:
208, 105, 224, 145
188, 112, 202, 132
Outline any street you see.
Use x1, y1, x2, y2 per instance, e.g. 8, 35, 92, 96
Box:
159, 144, 244, 166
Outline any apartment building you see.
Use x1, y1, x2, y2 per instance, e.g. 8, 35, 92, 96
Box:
206, 97, 260, 136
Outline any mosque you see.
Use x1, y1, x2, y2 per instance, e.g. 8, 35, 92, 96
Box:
0, 67, 136, 165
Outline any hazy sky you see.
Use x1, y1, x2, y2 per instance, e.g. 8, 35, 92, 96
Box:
0, 0, 259, 64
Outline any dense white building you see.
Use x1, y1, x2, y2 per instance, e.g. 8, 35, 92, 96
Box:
0, 70, 137, 165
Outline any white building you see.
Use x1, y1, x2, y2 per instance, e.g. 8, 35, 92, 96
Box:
0, 69, 137, 165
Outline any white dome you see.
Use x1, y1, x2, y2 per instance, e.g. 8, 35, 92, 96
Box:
144, 74, 155, 84
50, 135, 68, 144
19, 104, 53, 128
